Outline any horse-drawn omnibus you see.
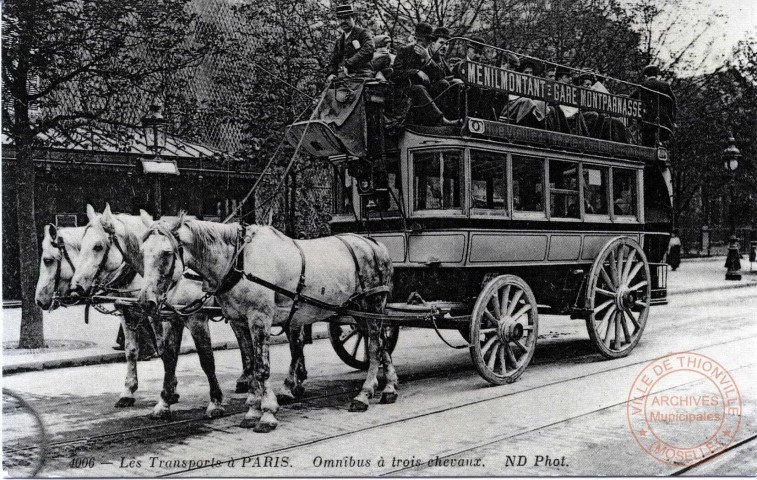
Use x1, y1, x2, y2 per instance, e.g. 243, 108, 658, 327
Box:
287, 38, 673, 385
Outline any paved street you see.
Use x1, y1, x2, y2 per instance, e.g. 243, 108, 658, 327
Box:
2, 273, 756, 477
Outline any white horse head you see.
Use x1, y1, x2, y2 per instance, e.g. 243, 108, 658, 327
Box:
35, 223, 84, 309
69, 204, 150, 296
137, 212, 188, 313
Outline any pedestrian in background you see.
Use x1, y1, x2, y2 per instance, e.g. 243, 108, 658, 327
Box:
666, 229, 682, 271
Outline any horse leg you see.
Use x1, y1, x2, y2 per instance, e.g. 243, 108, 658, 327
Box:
229, 317, 254, 394
185, 314, 225, 418
279, 325, 307, 403
151, 319, 183, 419
379, 324, 399, 404
115, 309, 139, 408
349, 318, 380, 412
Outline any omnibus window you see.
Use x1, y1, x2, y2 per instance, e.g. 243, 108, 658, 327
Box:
471, 150, 507, 214
333, 164, 354, 215
613, 168, 637, 216
583, 166, 609, 215
413, 150, 463, 211
513, 156, 544, 212
549, 160, 579, 218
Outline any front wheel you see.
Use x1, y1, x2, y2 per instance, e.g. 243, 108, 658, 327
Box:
469, 275, 538, 385
329, 321, 400, 371
2, 388, 47, 478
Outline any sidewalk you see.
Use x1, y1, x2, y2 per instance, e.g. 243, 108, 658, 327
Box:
2, 257, 755, 375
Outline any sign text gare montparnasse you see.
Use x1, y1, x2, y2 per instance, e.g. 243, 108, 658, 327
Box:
465, 61, 643, 119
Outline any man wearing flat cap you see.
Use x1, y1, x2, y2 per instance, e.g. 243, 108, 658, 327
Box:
328, 2, 375, 82
394, 22, 458, 126
631, 64, 677, 147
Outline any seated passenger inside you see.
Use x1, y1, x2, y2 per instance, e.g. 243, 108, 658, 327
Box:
503, 58, 547, 128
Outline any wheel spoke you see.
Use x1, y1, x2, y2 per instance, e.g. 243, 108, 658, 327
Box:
500, 285, 511, 317
498, 345, 507, 374
626, 262, 644, 285
608, 250, 619, 285
513, 339, 529, 354
483, 309, 498, 326
596, 288, 615, 297
620, 311, 631, 344
351, 332, 362, 358
511, 304, 532, 321
614, 310, 623, 349
626, 309, 641, 330
505, 344, 518, 368
506, 290, 524, 317
600, 267, 616, 291
340, 327, 359, 344
490, 291, 501, 321
622, 249, 637, 284
481, 335, 498, 357
629, 280, 648, 292
616, 246, 625, 285
598, 304, 616, 336
633, 300, 648, 310
593, 299, 614, 314
488, 344, 500, 371
602, 309, 615, 346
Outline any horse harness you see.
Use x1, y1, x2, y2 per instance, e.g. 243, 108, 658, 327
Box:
151, 224, 391, 323
50, 229, 77, 295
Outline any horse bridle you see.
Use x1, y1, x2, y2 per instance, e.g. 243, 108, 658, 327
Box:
82, 223, 129, 296
142, 224, 186, 309
48, 225, 78, 307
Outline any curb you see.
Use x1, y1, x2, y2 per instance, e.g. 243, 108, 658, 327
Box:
668, 281, 757, 297
2, 329, 331, 376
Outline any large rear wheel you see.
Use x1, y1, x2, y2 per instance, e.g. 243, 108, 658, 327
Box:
585, 237, 651, 358
469, 275, 538, 385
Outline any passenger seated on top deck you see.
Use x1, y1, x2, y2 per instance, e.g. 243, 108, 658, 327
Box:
327, 2, 375, 83
370, 34, 395, 81
488, 51, 518, 122
630, 64, 677, 147
393, 22, 460, 126
501, 58, 548, 129
552, 66, 590, 136
577, 71, 629, 144
449, 37, 489, 119
428, 26, 465, 119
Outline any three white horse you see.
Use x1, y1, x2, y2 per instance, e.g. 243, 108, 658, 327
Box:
68, 205, 250, 418
137, 213, 398, 432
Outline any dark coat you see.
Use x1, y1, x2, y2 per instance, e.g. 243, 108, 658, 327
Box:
329, 26, 375, 76
632, 77, 677, 130
392, 44, 442, 87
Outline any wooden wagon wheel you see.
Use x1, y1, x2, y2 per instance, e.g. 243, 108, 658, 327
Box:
469, 275, 538, 385
585, 237, 651, 358
329, 321, 400, 371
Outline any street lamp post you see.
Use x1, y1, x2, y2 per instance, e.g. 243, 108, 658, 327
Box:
141, 103, 168, 217
722, 136, 742, 281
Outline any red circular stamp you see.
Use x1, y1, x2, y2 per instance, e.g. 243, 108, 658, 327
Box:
626, 352, 742, 467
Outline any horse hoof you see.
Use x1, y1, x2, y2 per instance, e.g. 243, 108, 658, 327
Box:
348, 399, 369, 412
253, 413, 278, 433
235, 382, 249, 394
151, 408, 172, 420
240, 416, 260, 429
206, 406, 226, 419
167, 393, 180, 405
380, 391, 398, 404
114, 397, 135, 408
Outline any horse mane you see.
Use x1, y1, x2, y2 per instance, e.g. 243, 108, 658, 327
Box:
57, 226, 86, 252
181, 218, 242, 265
113, 214, 148, 269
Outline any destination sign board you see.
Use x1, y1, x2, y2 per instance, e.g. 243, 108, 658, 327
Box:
463, 61, 643, 120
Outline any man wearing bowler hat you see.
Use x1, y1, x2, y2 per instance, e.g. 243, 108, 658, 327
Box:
327, 2, 375, 82
631, 64, 677, 147
394, 22, 459, 126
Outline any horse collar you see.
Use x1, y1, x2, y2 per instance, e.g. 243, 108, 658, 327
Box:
214, 225, 250, 296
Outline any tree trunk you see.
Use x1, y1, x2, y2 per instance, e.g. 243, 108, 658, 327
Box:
16, 140, 45, 349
